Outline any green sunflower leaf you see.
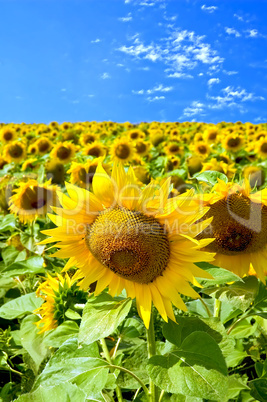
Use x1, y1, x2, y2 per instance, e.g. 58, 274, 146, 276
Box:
249, 378, 267, 402
0, 214, 17, 232
1, 256, 45, 277
203, 276, 259, 312
193, 170, 228, 185
147, 331, 228, 400
79, 293, 132, 344
0, 292, 43, 320
43, 320, 80, 348
15, 383, 88, 402
20, 314, 50, 374
33, 338, 109, 399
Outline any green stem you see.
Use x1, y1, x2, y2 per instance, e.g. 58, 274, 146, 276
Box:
227, 313, 249, 335
214, 298, 221, 319
146, 312, 159, 402
158, 389, 165, 402
199, 297, 212, 318
100, 338, 123, 402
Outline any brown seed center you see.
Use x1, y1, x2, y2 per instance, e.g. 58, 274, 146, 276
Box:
86, 207, 170, 283
197, 193, 267, 255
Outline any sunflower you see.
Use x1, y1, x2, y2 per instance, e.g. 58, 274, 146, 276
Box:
0, 127, 17, 143
50, 142, 77, 164
9, 179, 58, 223
110, 138, 136, 164
243, 166, 265, 188
80, 132, 98, 147
40, 163, 214, 328
35, 273, 88, 333
67, 158, 111, 189
83, 141, 106, 158
254, 130, 267, 142
256, 138, 267, 159
21, 158, 39, 171
0, 156, 8, 170
135, 140, 151, 157
223, 133, 244, 153
192, 141, 211, 159
35, 137, 53, 155
201, 158, 236, 179
203, 127, 219, 144
45, 160, 65, 184
28, 143, 38, 155
132, 165, 151, 185
168, 155, 180, 170
187, 156, 203, 177
127, 129, 145, 141
149, 129, 165, 147
196, 179, 267, 283
3, 141, 26, 163
164, 142, 183, 156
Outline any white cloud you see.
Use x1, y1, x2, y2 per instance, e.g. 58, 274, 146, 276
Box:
100, 72, 111, 79
147, 84, 173, 93
132, 84, 173, 95
91, 38, 101, 43
208, 78, 220, 87
167, 72, 193, 78
119, 13, 132, 22
207, 86, 265, 109
225, 27, 241, 37
246, 29, 259, 38
222, 70, 238, 75
147, 95, 165, 101
234, 13, 244, 21
132, 89, 145, 95
201, 5, 218, 13
182, 101, 205, 117
118, 28, 224, 80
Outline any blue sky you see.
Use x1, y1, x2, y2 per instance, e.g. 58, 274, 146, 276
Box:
0, 0, 267, 124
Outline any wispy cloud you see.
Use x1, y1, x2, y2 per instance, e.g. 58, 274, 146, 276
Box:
208, 78, 220, 87
91, 38, 101, 43
234, 13, 244, 21
147, 84, 173, 93
246, 29, 259, 38
119, 13, 132, 22
100, 72, 111, 79
225, 27, 241, 37
201, 5, 218, 13
147, 95, 165, 101
118, 28, 223, 78
132, 83, 173, 95
222, 70, 238, 75
207, 86, 265, 109
167, 72, 193, 78
181, 101, 205, 117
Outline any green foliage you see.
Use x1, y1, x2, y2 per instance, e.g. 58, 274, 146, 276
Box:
0, 214, 267, 401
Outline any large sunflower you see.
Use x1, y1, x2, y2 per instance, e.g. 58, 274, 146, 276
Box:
9, 179, 58, 223
40, 163, 214, 328
196, 179, 267, 283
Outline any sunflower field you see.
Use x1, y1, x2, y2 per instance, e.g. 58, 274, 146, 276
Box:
0, 120, 267, 402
